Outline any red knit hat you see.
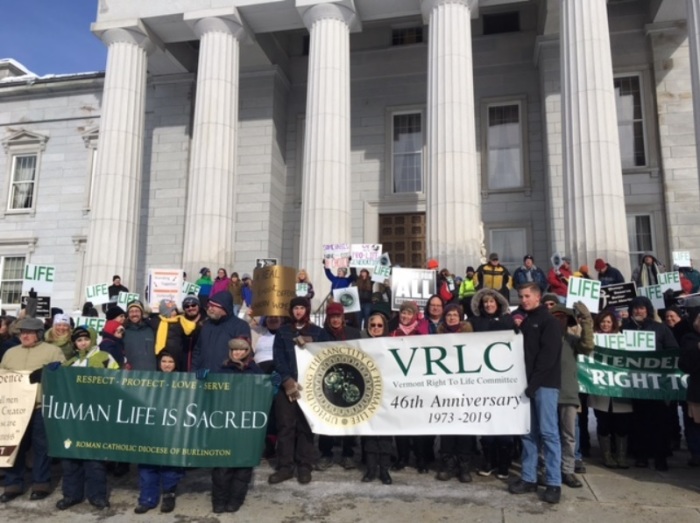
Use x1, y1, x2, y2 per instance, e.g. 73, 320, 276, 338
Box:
103, 320, 122, 336
594, 258, 606, 271
326, 302, 344, 317
426, 259, 439, 270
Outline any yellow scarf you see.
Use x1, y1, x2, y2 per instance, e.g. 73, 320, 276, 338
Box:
155, 316, 197, 354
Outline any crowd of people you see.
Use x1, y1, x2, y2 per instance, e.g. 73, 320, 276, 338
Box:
1, 250, 699, 511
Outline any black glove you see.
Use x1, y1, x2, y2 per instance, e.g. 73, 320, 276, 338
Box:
195, 369, 209, 380
28, 287, 37, 299
29, 368, 43, 384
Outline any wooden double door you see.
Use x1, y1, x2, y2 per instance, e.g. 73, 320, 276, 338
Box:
378, 213, 426, 269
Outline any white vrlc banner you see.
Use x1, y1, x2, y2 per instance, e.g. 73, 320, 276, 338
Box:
296, 331, 530, 436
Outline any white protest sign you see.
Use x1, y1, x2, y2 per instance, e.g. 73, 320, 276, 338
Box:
74, 316, 107, 334
594, 333, 628, 351
22, 264, 55, 295
147, 269, 183, 310
391, 268, 436, 309
637, 285, 665, 311
182, 281, 201, 296
117, 292, 140, 309
372, 264, 392, 284
296, 331, 530, 436
333, 286, 361, 313
566, 277, 601, 313
323, 244, 351, 269
657, 271, 682, 293
296, 283, 309, 297
85, 283, 111, 305
623, 330, 656, 351
0, 371, 37, 466
672, 251, 691, 268
350, 244, 383, 268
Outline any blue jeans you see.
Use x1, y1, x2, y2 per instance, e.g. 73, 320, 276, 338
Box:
521, 387, 561, 486
138, 465, 185, 508
4, 409, 51, 493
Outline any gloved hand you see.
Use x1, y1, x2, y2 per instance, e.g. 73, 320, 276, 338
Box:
283, 379, 302, 402
524, 386, 535, 399
573, 301, 592, 321
47, 361, 62, 371
28, 288, 37, 299
29, 368, 43, 384
195, 369, 209, 380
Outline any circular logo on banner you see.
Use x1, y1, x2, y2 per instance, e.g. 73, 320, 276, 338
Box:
303, 346, 383, 428
338, 291, 355, 308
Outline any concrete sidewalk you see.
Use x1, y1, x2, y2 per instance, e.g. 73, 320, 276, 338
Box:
1, 447, 699, 522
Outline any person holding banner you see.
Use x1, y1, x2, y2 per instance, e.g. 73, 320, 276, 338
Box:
152, 299, 197, 371
360, 308, 394, 485
318, 302, 362, 470
509, 283, 562, 504
269, 297, 329, 485
324, 263, 357, 291
391, 301, 432, 473
123, 300, 156, 372
99, 320, 126, 367
588, 311, 632, 469
56, 327, 117, 511
133, 351, 185, 515
209, 338, 262, 514
425, 295, 445, 334
45, 313, 75, 360
622, 296, 678, 470
0, 317, 65, 503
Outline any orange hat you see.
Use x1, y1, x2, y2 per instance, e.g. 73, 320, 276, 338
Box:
426, 259, 439, 270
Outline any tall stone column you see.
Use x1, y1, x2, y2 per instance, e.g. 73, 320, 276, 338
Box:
182, 11, 246, 275
560, 0, 631, 276
422, 0, 481, 271
84, 24, 154, 290
688, 0, 700, 196
298, 3, 355, 303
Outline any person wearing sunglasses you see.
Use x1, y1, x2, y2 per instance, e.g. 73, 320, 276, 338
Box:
360, 307, 393, 485
181, 296, 204, 371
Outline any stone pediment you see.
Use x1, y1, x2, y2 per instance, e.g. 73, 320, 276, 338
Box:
2, 129, 49, 152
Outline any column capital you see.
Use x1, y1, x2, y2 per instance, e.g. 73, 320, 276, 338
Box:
300, 2, 358, 31
92, 20, 159, 55
421, 0, 478, 21
184, 8, 248, 42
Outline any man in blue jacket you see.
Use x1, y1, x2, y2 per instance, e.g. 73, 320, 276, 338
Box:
191, 291, 251, 372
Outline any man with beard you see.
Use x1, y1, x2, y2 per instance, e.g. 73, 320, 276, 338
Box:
268, 297, 329, 485
191, 291, 251, 373
181, 295, 204, 371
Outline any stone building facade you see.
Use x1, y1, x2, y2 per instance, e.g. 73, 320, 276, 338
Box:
0, 0, 698, 313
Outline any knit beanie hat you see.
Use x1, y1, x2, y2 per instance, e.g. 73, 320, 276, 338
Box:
127, 300, 144, 313
103, 320, 122, 336
53, 313, 71, 326
326, 302, 344, 317
159, 299, 178, 317
106, 306, 126, 321
399, 301, 418, 316
594, 258, 606, 271
71, 326, 91, 343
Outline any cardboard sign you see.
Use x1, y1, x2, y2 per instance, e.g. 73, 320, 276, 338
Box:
22, 264, 55, 295
117, 292, 140, 309
391, 268, 436, 310
638, 285, 665, 311
350, 244, 383, 268
182, 281, 201, 296
566, 277, 601, 313
624, 330, 656, 351
599, 282, 637, 310
85, 283, 111, 305
255, 258, 277, 268
251, 265, 297, 317
672, 251, 691, 268
296, 283, 309, 297
657, 272, 682, 293
20, 296, 51, 318
332, 287, 361, 313
147, 269, 183, 310
323, 244, 351, 269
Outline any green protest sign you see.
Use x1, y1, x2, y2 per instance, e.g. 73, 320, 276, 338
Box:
43, 368, 273, 467
578, 346, 686, 401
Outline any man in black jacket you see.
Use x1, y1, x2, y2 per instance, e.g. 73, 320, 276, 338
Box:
509, 282, 563, 504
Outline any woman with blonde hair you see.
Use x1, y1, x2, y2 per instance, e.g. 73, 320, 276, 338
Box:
296, 269, 315, 301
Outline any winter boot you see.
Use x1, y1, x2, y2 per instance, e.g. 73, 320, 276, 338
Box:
615, 436, 629, 469
378, 453, 392, 485
160, 492, 176, 513
362, 453, 378, 482
457, 457, 472, 483
436, 456, 457, 481
599, 435, 618, 468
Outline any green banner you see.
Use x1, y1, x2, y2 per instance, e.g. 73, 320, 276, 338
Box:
42, 367, 273, 467
578, 347, 687, 401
